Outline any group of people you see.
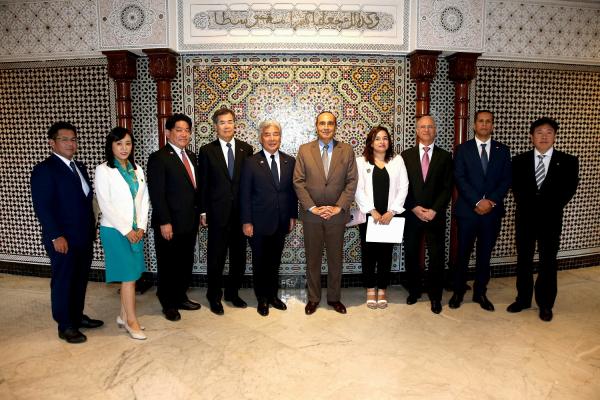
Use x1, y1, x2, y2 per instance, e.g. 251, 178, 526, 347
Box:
30, 109, 578, 344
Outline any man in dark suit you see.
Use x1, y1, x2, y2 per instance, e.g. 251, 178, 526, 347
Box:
508, 117, 578, 322
147, 113, 201, 322
240, 120, 298, 316
401, 115, 453, 314
450, 110, 511, 311
198, 108, 253, 315
31, 121, 103, 343
293, 111, 358, 315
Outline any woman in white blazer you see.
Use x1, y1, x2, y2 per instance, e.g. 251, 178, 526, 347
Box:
95, 127, 149, 340
355, 126, 409, 308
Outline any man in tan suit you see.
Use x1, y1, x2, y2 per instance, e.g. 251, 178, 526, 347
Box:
293, 111, 358, 315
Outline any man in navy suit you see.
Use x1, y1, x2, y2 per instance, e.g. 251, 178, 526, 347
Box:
240, 120, 298, 316
198, 108, 253, 315
31, 122, 103, 343
401, 115, 453, 314
508, 117, 578, 322
450, 110, 511, 311
147, 114, 201, 322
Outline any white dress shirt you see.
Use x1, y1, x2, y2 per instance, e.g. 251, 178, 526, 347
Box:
534, 146, 554, 175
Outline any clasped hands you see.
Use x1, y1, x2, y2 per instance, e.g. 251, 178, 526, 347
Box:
126, 228, 145, 243
474, 199, 496, 215
370, 210, 394, 225
311, 205, 341, 220
412, 206, 437, 222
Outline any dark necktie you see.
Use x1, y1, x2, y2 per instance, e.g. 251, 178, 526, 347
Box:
270, 154, 279, 187
69, 161, 78, 176
226, 142, 234, 179
480, 143, 488, 174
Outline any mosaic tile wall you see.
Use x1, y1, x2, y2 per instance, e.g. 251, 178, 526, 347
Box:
474, 60, 600, 272
183, 54, 405, 274
0, 59, 114, 267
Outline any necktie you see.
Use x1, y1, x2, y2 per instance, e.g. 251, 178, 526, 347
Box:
270, 154, 279, 187
181, 150, 196, 188
69, 161, 89, 195
322, 144, 329, 178
421, 146, 430, 181
481, 143, 489, 174
535, 154, 546, 189
226, 142, 234, 179
69, 161, 78, 176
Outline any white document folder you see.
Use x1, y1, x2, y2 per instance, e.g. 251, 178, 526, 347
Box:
365, 216, 405, 243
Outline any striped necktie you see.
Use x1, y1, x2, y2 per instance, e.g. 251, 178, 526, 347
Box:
535, 154, 546, 189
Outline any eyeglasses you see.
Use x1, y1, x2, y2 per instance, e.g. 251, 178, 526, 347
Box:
172, 128, 191, 134
54, 137, 78, 143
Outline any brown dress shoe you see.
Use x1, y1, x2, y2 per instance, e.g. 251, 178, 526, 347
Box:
305, 301, 319, 315
327, 301, 347, 314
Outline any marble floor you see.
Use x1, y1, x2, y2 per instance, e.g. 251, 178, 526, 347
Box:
0, 268, 599, 400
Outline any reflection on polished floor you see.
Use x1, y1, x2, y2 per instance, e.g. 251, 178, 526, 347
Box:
0, 267, 599, 400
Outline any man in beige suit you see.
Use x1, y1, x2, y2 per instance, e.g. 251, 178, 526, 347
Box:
293, 111, 358, 315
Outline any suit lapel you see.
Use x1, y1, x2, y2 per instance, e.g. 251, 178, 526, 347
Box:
256, 151, 277, 189
327, 140, 341, 180
310, 141, 327, 181
210, 140, 230, 180
233, 139, 247, 180
280, 152, 292, 189
165, 144, 195, 188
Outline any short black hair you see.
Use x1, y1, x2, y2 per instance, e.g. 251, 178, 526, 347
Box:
212, 108, 236, 124
474, 110, 494, 123
530, 117, 559, 135
47, 121, 77, 140
165, 113, 192, 130
104, 127, 137, 169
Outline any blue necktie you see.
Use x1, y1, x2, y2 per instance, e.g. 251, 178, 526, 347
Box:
226, 143, 234, 179
480, 143, 488, 174
270, 154, 279, 187
69, 161, 78, 176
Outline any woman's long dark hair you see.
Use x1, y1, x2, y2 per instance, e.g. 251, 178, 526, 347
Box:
362, 125, 394, 165
105, 127, 137, 169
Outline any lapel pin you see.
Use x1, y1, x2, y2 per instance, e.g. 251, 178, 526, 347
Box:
367, 168, 371, 173
260, 160, 264, 164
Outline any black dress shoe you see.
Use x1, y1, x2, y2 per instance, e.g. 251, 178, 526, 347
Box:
506, 301, 530, 313
80, 315, 104, 329
539, 308, 553, 322
406, 294, 421, 305
59, 328, 87, 344
257, 302, 269, 316
305, 301, 319, 315
224, 295, 247, 308
178, 300, 201, 311
448, 292, 464, 309
327, 301, 347, 314
431, 300, 442, 314
209, 300, 224, 315
163, 308, 181, 321
472, 294, 495, 311
269, 298, 287, 311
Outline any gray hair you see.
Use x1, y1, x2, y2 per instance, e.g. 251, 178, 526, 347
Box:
258, 120, 282, 140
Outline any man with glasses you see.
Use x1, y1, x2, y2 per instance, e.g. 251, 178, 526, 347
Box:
31, 121, 103, 343
147, 114, 201, 321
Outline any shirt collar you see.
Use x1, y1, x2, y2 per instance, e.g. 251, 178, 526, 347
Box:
53, 152, 73, 166
263, 149, 279, 158
168, 142, 184, 153
318, 139, 333, 150
534, 147, 554, 158
475, 136, 491, 147
219, 137, 234, 148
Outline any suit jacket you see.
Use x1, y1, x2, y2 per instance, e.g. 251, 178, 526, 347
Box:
240, 150, 298, 236
31, 154, 95, 247
198, 138, 253, 226
355, 155, 409, 216
401, 145, 453, 223
512, 149, 578, 223
293, 139, 358, 225
146, 143, 200, 234
454, 138, 511, 219
95, 162, 150, 235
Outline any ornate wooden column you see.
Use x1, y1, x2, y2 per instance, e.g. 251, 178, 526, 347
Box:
447, 52, 481, 269
143, 48, 178, 148
103, 51, 138, 131
409, 50, 441, 118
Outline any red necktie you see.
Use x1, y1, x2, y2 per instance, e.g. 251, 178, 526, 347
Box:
181, 150, 196, 188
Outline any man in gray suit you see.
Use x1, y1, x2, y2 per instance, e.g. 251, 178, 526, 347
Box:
293, 111, 358, 315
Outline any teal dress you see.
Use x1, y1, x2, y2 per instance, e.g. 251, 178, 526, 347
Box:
100, 161, 145, 283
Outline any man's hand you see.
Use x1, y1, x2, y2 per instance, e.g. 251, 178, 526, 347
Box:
475, 199, 495, 215
53, 236, 68, 254
412, 206, 429, 222
243, 223, 254, 237
200, 214, 207, 227
289, 218, 296, 233
423, 209, 437, 222
160, 223, 173, 240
